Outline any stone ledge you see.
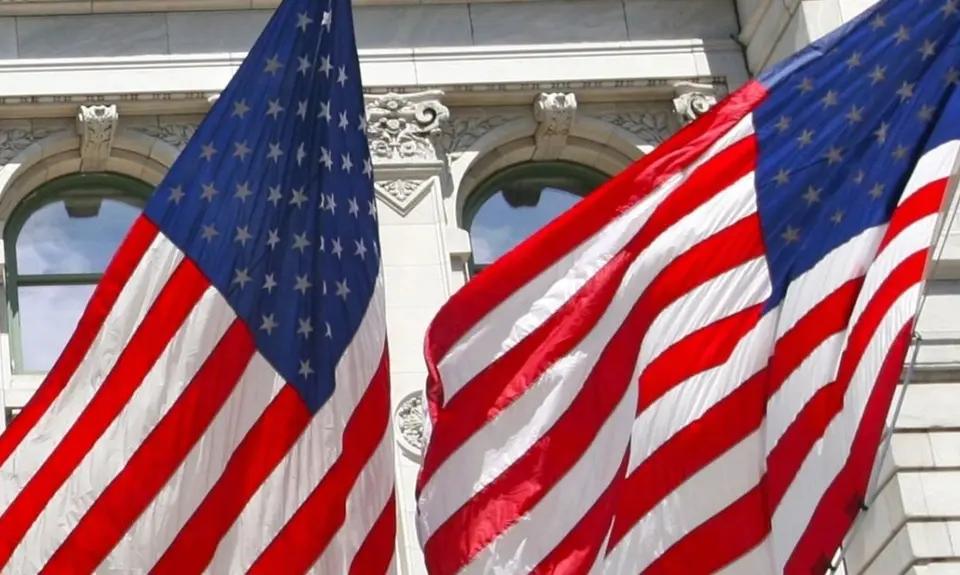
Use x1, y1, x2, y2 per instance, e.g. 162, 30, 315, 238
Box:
0, 41, 738, 116
0, 0, 558, 16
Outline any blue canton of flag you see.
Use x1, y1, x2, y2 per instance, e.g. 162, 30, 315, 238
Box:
145, 0, 380, 412
753, 0, 960, 307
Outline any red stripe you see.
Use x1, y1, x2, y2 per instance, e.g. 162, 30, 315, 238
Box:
631, 252, 925, 570
878, 178, 947, 253
609, 278, 867, 551
642, 485, 770, 575
0, 216, 158, 467
637, 303, 763, 413
764, 250, 926, 511
765, 278, 863, 398
247, 351, 391, 574
42, 320, 256, 572
423, 82, 767, 406
418, 136, 759, 495
531, 453, 629, 575
0, 257, 209, 568
609, 368, 767, 549
423, 217, 764, 575
784, 323, 913, 574
349, 491, 397, 575
151, 385, 312, 573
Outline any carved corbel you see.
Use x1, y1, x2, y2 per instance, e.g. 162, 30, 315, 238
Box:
532, 92, 577, 161
672, 82, 719, 125
77, 104, 118, 172
365, 90, 450, 164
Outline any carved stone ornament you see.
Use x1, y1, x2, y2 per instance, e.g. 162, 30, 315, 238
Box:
594, 109, 675, 145
672, 82, 719, 125
365, 91, 450, 163
395, 390, 426, 461
77, 104, 119, 172
0, 127, 56, 167
130, 124, 198, 150
532, 92, 577, 161
374, 178, 432, 216
439, 114, 524, 158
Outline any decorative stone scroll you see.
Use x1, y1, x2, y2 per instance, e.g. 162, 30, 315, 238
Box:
395, 390, 426, 461
532, 92, 577, 161
365, 91, 450, 163
0, 126, 55, 167
373, 178, 435, 216
592, 109, 675, 145
129, 124, 198, 151
77, 104, 119, 172
439, 113, 524, 158
672, 82, 719, 125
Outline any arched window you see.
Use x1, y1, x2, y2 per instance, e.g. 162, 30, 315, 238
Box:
462, 161, 608, 275
4, 173, 152, 375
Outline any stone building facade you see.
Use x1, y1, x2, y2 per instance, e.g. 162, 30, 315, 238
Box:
0, 1, 955, 574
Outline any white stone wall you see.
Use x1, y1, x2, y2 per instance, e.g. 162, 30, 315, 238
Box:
0, 2, 749, 573
737, 1, 960, 573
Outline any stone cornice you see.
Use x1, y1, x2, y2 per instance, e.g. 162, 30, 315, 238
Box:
0, 0, 551, 16
0, 41, 734, 117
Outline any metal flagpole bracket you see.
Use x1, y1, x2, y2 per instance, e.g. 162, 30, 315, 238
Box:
828, 331, 922, 573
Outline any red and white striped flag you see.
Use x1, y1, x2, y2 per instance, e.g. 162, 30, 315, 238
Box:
416, 1, 960, 573
0, 0, 397, 572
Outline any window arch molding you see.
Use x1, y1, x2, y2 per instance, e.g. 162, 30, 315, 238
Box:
462, 160, 609, 274
3, 172, 153, 374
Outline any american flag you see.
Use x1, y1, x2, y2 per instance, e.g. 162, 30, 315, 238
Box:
416, 1, 960, 573
0, 0, 396, 572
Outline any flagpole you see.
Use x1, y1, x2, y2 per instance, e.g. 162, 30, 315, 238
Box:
829, 148, 960, 574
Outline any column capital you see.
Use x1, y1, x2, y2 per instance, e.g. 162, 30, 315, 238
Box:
364, 90, 450, 166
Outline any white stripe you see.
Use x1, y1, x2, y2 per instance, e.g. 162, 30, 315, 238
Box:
897, 140, 960, 205
605, 429, 764, 574
765, 332, 845, 456
8, 284, 233, 573
0, 232, 183, 516
310, 429, 395, 573
209, 278, 388, 573
770, 286, 921, 571
459, 384, 637, 575
627, 312, 777, 474
100, 352, 284, 572
638, 254, 770, 371
437, 116, 756, 403
775, 226, 885, 338
715, 538, 774, 574
419, 178, 759, 539
768, 144, 958, 566
851, 214, 940, 325
588, 524, 615, 575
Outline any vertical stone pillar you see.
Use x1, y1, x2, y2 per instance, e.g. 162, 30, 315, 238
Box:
364, 90, 450, 575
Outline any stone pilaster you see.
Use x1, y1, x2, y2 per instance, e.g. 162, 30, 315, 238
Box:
365, 90, 450, 216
